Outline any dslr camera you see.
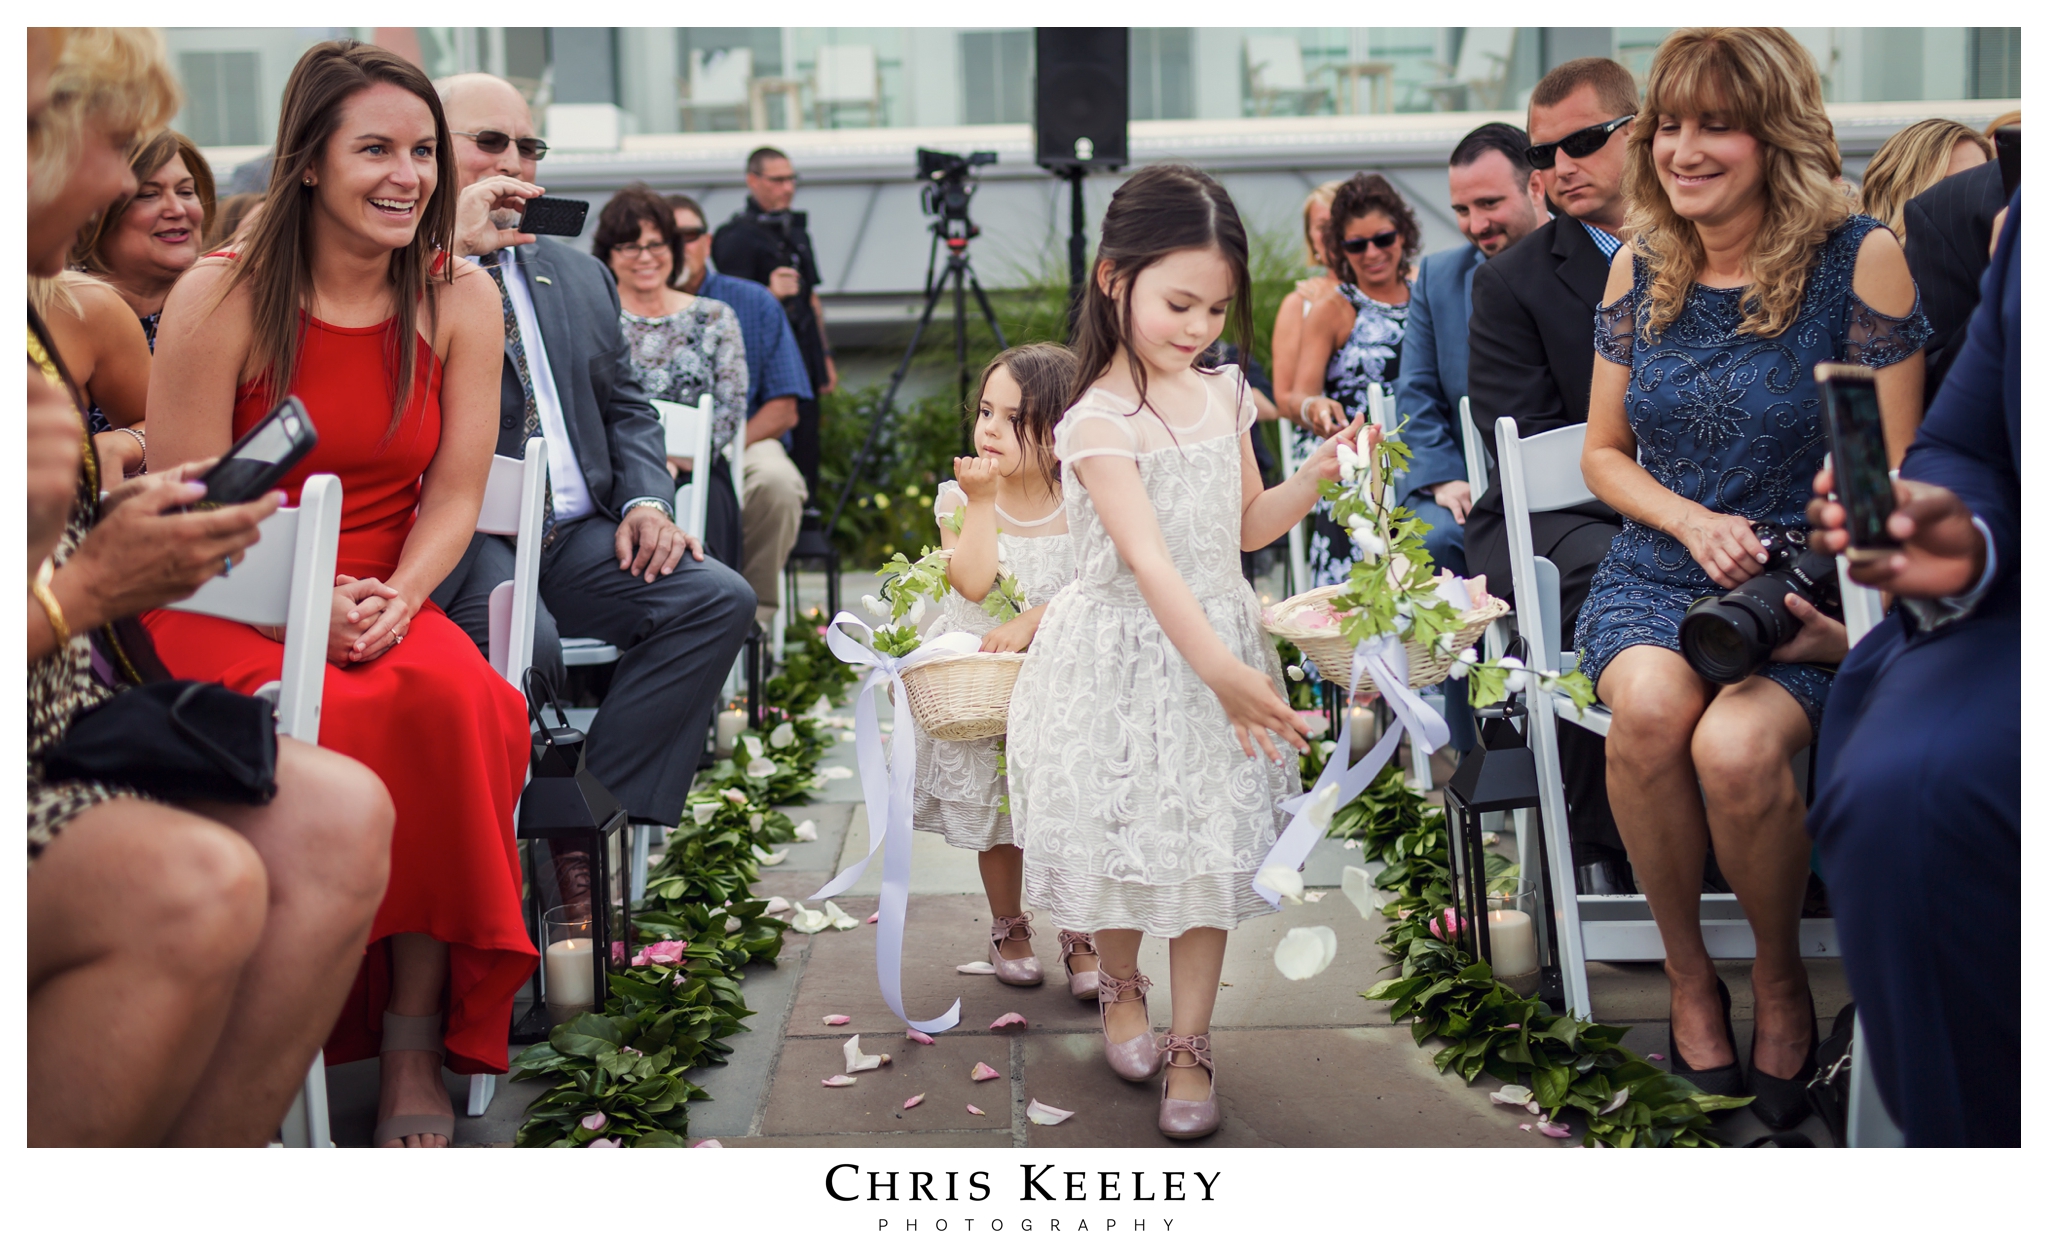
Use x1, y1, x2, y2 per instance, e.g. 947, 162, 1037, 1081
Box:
917, 147, 996, 225
1678, 522, 1841, 684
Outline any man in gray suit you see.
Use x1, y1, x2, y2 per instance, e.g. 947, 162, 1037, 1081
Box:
432, 74, 756, 827
1393, 122, 1549, 578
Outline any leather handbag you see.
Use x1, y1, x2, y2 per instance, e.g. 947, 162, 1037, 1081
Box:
44, 680, 279, 805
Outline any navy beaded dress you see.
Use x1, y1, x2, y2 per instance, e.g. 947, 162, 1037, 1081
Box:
1575, 216, 1930, 732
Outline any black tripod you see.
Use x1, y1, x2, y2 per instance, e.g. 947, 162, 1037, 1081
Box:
825, 203, 1008, 540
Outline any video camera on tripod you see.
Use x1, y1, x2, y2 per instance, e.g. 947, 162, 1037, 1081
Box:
917, 148, 997, 231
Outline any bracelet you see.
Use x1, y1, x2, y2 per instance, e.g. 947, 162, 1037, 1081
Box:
117, 426, 147, 473
31, 556, 70, 643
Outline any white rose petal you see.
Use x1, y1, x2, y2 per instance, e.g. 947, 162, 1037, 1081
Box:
1488, 1084, 1535, 1108
811, 697, 834, 716
745, 756, 779, 778
1273, 925, 1339, 980
842, 1035, 889, 1073
1340, 865, 1379, 919
793, 819, 820, 842
691, 802, 720, 825
722, 788, 749, 805
741, 735, 764, 760
762, 896, 792, 914
1254, 864, 1305, 906
788, 907, 832, 933
752, 843, 786, 867
862, 594, 889, 617
820, 766, 854, 780
749, 812, 765, 832
769, 722, 797, 749
1599, 1088, 1631, 1115
1286, 664, 1306, 682
1025, 1099, 1075, 1126
1302, 780, 1342, 831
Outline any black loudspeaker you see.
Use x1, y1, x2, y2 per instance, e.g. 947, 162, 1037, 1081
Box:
1035, 28, 1129, 172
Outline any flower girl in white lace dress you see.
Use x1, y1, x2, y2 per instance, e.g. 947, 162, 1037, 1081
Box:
1007, 166, 1364, 1140
913, 346, 1102, 996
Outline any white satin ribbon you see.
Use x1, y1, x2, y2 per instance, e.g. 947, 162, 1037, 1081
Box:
1257, 634, 1450, 905
810, 612, 975, 1034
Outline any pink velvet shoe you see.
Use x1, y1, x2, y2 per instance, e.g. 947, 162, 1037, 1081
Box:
1097, 970, 1164, 1082
1157, 1032, 1220, 1140
1059, 930, 1100, 1001
988, 913, 1044, 987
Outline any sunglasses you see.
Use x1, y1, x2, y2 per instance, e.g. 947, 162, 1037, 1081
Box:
451, 130, 550, 161
676, 226, 708, 244
1524, 115, 1635, 169
1342, 230, 1400, 255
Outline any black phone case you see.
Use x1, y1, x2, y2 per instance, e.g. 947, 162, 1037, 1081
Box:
519, 196, 589, 237
199, 397, 319, 506
1819, 382, 1897, 553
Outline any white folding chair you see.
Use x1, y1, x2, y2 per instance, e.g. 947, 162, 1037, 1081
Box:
1495, 417, 1842, 1018
655, 395, 716, 541
171, 474, 343, 1147
1276, 422, 1311, 599
1461, 397, 1509, 663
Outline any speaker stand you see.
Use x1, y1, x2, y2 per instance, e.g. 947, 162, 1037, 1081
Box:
1062, 166, 1088, 328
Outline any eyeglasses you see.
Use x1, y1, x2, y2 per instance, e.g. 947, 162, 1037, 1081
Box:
756, 172, 799, 186
676, 227, 708, 244
611, 241, 672, 259
451, 130, 550, 161
1342, 230, 1400, 255
1524, 115, 1635, 169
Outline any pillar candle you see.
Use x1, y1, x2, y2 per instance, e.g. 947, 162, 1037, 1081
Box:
545, 937, 596, 1008
715, 708, 748, 757
1486, 909, 1537, 978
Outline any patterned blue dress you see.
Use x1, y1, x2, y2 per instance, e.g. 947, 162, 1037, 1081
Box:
1289, 284, 1408, 588
1575, 216, 1931, 732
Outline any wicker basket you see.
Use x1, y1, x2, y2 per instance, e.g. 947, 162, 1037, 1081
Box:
899, 651, 1029, 741
1266, 584, 1511, 695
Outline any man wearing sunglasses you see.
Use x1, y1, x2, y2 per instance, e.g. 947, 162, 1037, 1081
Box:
430, 73, 757, 835
1464, 57, 1640, 886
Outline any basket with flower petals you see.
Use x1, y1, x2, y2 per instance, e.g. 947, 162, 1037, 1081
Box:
866, 548, 1035, 741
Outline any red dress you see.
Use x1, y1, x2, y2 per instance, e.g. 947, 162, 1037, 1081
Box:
146, 316, 535, 1075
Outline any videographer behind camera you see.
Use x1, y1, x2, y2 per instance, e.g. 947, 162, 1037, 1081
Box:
1565, 31, 1931, 1128
713, 146, 835, 495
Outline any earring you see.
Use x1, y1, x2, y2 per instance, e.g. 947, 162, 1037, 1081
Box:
303, 176, 314, 186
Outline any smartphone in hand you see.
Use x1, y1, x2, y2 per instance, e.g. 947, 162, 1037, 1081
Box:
1814, 362, 1898, 562
198, 395, 318, 507
517, 195, 589, 237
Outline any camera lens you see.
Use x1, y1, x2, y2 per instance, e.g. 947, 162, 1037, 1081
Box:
1679, 598, 1770, 684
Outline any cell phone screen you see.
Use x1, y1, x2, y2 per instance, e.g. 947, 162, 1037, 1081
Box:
203, 398, 316, 504
1818, 371, 1895, 552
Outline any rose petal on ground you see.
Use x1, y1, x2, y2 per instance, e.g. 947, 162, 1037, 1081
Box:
905, 1029, 936, 1045
866, 912, 880, 923
1273, 925, 1339, 980
956, 961, 997, 975
843, 1034, 888, 1072
1537, 1122, 1572, 1138
822, 1075, 857, 1087
754, 845, 787, 866
1518, 1123, 1533, 1132
1026, 1099, 1075, 1126
793, 819, 820, 842
1304, 890, 1327, 902
788, 909, 831, 934
902, 1094, 925, 1109
989, 1012, 1027, 1030
971, 1061, 1001, 1082
763, 897, 793, 915
822, 1014, 851, 1026
966, 1104, 986, 1116
1488, 1084, 1534, 1107
692, 1139, 723, 1148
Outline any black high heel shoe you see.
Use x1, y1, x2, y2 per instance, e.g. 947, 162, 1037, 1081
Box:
1668, 977, 1747, 1098
1748, 990, 1819, 1130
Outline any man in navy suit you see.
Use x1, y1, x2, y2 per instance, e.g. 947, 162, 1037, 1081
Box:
1807, 192, 2021, 1148
1393, 121, 1549, 578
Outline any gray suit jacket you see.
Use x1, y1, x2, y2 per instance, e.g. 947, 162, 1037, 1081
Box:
1393, 242, 1484, 497
499, 237, 671, 519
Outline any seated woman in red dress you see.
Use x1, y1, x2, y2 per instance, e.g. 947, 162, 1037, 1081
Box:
145, 40, 530, 1148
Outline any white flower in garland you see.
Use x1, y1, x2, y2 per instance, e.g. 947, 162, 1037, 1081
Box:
1499, 655, 1527, 693
861, 594, 889, 619
1336, 444, 1365, 483
1448, 647, 1479, 680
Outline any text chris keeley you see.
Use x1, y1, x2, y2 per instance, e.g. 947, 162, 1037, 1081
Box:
826, 1164, 1220, 1204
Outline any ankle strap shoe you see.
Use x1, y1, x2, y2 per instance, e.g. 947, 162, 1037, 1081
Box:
988, 912, 1043, 987
1058, 929, 1100, 1001
1097, 970, 1163, 1082
1157, 1033, 1220, 1140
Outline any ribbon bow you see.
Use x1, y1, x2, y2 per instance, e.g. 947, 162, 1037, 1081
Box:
809, 612, 978, 1034
1256, 634, 1450, 905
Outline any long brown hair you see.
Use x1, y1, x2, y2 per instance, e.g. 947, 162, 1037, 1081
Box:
72, 129, 216, 274
974, 342, 1077, 498
1622, 28, 1853, 342
225, 40, 457, 433
1070, 163, 1253, 422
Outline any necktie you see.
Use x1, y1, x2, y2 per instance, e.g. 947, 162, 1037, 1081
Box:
481, 250, 554, 543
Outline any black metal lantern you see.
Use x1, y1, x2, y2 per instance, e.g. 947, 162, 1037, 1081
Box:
1442, 715, 1545, 986
518, 680, 630, 1031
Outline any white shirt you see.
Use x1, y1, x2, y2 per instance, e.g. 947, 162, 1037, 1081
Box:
486, 249, 595, 523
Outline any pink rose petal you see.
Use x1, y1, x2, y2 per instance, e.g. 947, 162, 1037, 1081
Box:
966, 1104, 986, 1116
903, 1094, 925, 1109
822, 1014, 851, 1026
1025, 1098, 1075, 1126
970, 1061, 1001, 1082
1518, 1123, 1533, 1132
692, 1139, 723, 1149
905, 1029, 936, 1045
989, 1012, 1027, 1030
587, 1137, 623, 1148
867, 912, 880, 923
822, 1074, 857, 1087
1647, 1053, 1665, 1061
1537, 1121, 1571, 1138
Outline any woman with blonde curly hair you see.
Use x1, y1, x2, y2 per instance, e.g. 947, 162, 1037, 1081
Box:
1857, 118, 1993, 239
1575, 27, 1930, 1131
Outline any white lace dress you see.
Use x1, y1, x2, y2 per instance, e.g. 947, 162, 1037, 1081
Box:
1010, 366, 1300, 936
912, 483, 1075, 851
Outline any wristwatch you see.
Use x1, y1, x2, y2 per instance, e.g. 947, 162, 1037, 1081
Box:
621, 496, 675, 522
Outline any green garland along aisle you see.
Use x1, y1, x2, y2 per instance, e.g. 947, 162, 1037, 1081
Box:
510, 611, 858, 1146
